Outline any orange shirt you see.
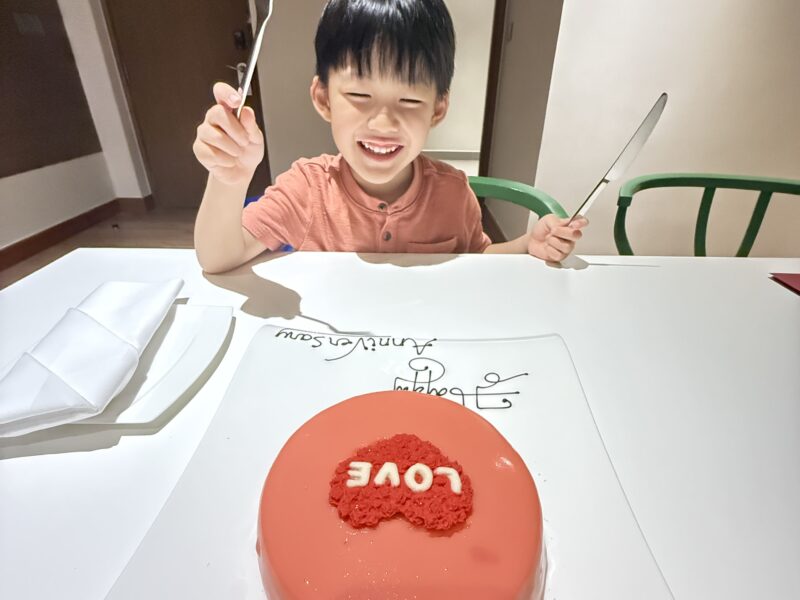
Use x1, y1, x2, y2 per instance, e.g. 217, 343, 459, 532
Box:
242, 153, 491, 253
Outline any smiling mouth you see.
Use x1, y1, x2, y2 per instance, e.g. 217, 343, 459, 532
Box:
358, 141, 403, 157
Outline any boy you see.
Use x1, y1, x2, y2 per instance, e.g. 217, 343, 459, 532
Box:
193, 0, 587, 274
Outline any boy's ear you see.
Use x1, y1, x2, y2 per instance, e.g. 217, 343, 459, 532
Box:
431, 93, 450, 127
310, 76, 332, 123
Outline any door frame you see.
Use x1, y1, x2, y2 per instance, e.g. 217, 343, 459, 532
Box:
479, 0, 507, 178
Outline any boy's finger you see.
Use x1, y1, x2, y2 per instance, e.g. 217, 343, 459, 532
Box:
551, 226, 583, 242
535, 214, 559, 235
240, 107, 263, 144
546, 246, 566, 262
569, 216, 589, 229
195, 143, 238, 169
197, 123, 243, 156
197, 124, 244, 157
207, 105, 250, 147
547, 236, 572, 255
212, 81, 242, 110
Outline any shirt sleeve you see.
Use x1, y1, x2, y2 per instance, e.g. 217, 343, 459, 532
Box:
242, 160, 314, 251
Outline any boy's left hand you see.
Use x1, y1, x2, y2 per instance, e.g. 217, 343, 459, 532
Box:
527, 215, 588, 262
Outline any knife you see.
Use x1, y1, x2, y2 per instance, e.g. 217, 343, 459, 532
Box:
568, 92, 668, 223
236, 0, 274, 119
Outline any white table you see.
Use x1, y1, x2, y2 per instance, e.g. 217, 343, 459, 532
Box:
1, 249, 798, 600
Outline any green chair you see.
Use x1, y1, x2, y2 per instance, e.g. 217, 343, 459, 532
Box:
469, 176, 568, 218
615, 173, 800, 256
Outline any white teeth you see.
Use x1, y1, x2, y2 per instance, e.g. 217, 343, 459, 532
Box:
361, 142, 399, 155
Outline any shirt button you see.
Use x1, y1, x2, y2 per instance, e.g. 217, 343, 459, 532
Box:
378, 202, 387, 211
383, 231, 392, 241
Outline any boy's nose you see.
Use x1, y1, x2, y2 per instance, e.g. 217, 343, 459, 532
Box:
367, 107, 400, 133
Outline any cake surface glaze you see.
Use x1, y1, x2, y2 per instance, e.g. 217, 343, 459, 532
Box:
257, 390, 544, 599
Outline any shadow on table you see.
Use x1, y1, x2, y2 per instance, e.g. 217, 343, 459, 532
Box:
356, 253, 457, 268
205, 252, 374, 335
0, 317, 235, 460
357, 253, 659, 270
204, 252, 302, 319
555, 256, 661, 270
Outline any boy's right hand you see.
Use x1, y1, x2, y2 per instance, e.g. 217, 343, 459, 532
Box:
193, 82, 264, 186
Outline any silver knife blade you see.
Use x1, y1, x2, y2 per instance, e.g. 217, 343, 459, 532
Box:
569, 92, 668, 222
236, 0, 274, 119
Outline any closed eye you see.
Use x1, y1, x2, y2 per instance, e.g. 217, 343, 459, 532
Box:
400, 98, 423, 105
346, 92, 371, 99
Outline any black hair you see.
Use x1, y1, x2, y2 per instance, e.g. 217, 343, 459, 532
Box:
314, 0, 456, 97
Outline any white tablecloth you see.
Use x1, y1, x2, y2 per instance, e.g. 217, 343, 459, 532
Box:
1, 249, 798, 600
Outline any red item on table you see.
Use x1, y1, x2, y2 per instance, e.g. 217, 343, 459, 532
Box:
771, 273, 800, 295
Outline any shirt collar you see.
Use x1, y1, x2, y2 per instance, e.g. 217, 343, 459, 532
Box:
339, 155, 424, 214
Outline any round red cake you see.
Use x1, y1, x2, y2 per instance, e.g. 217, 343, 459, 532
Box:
257, 391, 545, 599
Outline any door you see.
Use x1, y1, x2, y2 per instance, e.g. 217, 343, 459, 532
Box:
102, 0, 271, 207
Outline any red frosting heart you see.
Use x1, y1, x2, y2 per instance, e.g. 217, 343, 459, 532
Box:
329, 433, 473, 531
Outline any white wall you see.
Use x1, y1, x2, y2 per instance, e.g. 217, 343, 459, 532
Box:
0, 0, 149, 250
534, 0, 800, 257
77, 0, 150, 198
257, 0, 336, 180
257, 0, 494, 178
425, 0, 494, 153
0, 155, 113, 248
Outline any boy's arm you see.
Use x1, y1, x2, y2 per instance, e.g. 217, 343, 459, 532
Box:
483, 215, 588, 261
194, 175, 266, 273
193, 82, 266, 273
483, 235, 528, 254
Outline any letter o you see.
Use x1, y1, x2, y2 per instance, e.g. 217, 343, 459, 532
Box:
404, 463, 434, 492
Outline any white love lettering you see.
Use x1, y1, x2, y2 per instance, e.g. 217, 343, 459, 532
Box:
345, 461, 463, 494
434, 466, 462, 494
346, 461, 372, 487
404, 463, 434, 492
373, 462, 400, 487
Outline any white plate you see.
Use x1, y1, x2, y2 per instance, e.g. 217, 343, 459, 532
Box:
107, 325, 672, 600
80, 304, 232, 425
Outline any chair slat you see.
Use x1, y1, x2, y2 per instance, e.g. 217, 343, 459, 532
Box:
737, 190, 773, 257
694, 187, 716, 257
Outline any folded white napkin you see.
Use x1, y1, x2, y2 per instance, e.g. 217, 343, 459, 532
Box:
0, 279, 184, 437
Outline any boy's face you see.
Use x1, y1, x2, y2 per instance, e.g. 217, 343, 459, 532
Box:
311, 65, 449, 200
